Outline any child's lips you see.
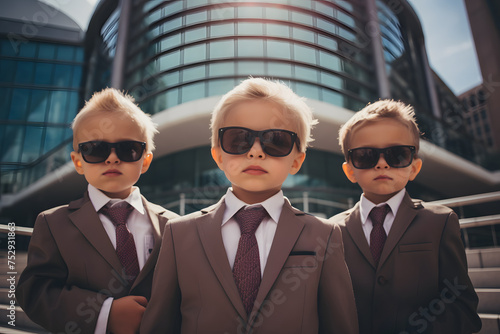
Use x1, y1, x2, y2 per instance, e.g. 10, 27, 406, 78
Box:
103, 169, 122, 176
374, 175, 392, 180
243, 165, 268, 175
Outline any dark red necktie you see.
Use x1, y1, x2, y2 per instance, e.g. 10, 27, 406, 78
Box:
369, 204, 390, 266
233, 206, 267, 315
100, 204, 140, 285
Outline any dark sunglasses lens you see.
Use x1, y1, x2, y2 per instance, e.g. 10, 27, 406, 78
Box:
261, 130, 294, 156
385, 146, 413, 167
351, 148, 378, 169
80, 142, 110, 163
116, 141, 145, 162
221, 128, 253, 154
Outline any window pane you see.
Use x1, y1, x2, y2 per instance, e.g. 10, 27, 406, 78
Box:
34, 63, 54, 85
238, 39, 263, 57
237, 61, 265, 76
54, 64, 73, 86
267, 62, 292, 78
295, 66, 318, 82
210, 23, 235, 37
267, 40, 291, 60
186, 11, 208, 25
266, 23, 290, 38
185, 26, 207, 43
181, 81, 205, 103
15, 61, 35, 84
292, 27, 315, 43
43, 127, 65, 153
210, 40, 234, 59
38, 44, 56, 59
159, 50, 181, 71
184, 44, 206, 64
22, 126, 43, 163
183, 65, 206, 82
294, 44, 316, 63
0, 60, 16, 82
209, 62, 234, 77
1, 125, 23, 162
238, 22, 263, 36
9, 89, 30, 120
56, 45, 75, 61
48, 91, 68, 123
28, 90, 49, 122
319, 51, 341, 71
237, 6, 263, 19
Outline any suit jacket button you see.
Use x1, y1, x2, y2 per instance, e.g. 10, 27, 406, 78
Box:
377, 276, 387, 285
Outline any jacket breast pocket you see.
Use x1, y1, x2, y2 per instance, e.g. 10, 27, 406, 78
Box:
283, 254, 317, 268
399, 242, 433, 253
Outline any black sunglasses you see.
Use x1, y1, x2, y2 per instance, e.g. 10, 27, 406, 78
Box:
348, 145, 416, 169
78, 140, 146, 164
219, 127, 299, 157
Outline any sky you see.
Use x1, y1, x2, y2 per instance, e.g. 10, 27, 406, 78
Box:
44, 0, 483, 96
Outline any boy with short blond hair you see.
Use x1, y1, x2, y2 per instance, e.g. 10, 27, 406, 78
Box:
141, 78, 358, 333
17, 88, 179, 334
332, 99, 481, 333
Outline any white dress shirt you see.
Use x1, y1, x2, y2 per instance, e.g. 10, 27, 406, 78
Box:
87, 184, 154, 334
359, 188, 406, 246
221, 188, 285, 277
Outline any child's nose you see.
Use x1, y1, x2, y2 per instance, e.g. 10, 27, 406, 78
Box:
247, 138, 265, 159
375, 153, 389, 169
105, 148, 121, 164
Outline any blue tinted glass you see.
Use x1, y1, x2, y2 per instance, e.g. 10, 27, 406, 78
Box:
1, 125, 24, 162
208, 78, 236, 96
9, 89, 30, 120
264, 7, 288, 21
267, 62, 292, 77
0, 59, 16, 83
295, 66, 318, 82
319, 51, 340, 71
237, 6, 263, 19
295, 82, 320, 100
210, 23, 235, 37
43, 127, 66, 153
322, 88, 344, 106
162, 17, 182, 33
314, 2, 334, 16
38, 44, 56, 59
211, 6, 235, 21
166, 88, 179, 108
186, 11, 207, 25
184, 44, 206, 64
267, 40, 291, 60
54, 64, 72, 86
185, 27, 207, 43
0, 39, 17, 56
66, 92, 79, 122
161, 34, 182, 51
209, 40, 234, 59
181, 82, 205, 103
266, 23, 290, 38
160, 71, 180, 88
75, 47, 84, 61
183, 65, 206, 82
0, 88, 12, 119
159, 50, 181, 71
337, 11, 355, 28
34, 63, 54, 85
72, 66, 82, 88
22, 126, 44, 163
292, 11, 313, 26
320, 72, 343, 90
237, 61, 265, 76
292, 27, 315, 42
316, 18, 336, 33
293, 44, 316, 64
238, 22, 263, 35
209, 62, 234, 77
238, 39, 263, 57
28, 90, 49, 122
19, 43, 37, 58
56, 45, 75, 61
15, 61, 35, 84
48, 91, 68, 123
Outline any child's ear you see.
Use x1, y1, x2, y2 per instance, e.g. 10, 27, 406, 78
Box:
141, 153, 153, 174
211, 147, 224, 170
71, 151, 85, 175
408, 157, 422, 181
342, 162, 358, 183
289, 152, 306, 175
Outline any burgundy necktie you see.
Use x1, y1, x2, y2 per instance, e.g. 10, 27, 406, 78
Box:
100, 203, 140, 285
233, 206, 267, 315
369, 204, 390, 266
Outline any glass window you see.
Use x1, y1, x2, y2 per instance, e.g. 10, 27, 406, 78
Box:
72, 66, 82, 88
288, 0, 313, 10
181, 81, 205, 103
161, 34, 182, 52
318, 34, 338, 51
209, 62, 234, 77
186, 11, 208, 25
237, 6, 263, 19
19, 43, 37, 58
484, 123, 490, 133
162, 17, 183, 34
267, 62, 292, 78
237, 39, 263, 57
320, 71, 343, 90
28, 90, 49, 122
295, 66, 318, 82
237, 61, 265, 76
473, 113, 479, 122
291, 11, 313, 26
186, 0, 208, 9
0, 39, 17, 57
145, 8, 161, 24
15, 61, 35, 84
56, 45, 75, 61
292, 27, 315, 43
163, 1, 183, 15
21, 126, 43, 163
266, 23, 290, 38
183, 44, 206, 64
185, 26, 207, 43
1, 125, 23, 162
237, 22, 263, 36
264, 7, 289, 21
66, 92, 79, 123
293, 44, 316, 64
182, 65, 206, 82
54, 64, 73, 87
210, 23, 235, 37
319, 51, 341, 71
314, 2, 334, 17
48, 91, 67, 123
159, 50, 181, 71
210, 40, 234, 59
43, 127, 66, 153
34, 63, 54, 85
337, 11, 355, 28
0, 88, 12, 119
208, 78, 237, 96
339, 27, 356, 42
9, 89, 30, 120
211, 6, 235, 21
267, 40, 291, 60
295, 82, 320, 100
75, 48, 84, 62
316, 18, 336, 33
322, 88, 344, 106
481, 109, 487, 119
38, 44, 56, 59
166, 87, 180, 108
0, 60, 16, 83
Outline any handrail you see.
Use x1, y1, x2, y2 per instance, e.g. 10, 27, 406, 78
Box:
0, 224, 33, 236
428, 191, 500, 208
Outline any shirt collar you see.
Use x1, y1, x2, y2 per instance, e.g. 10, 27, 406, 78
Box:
88, 184, 145, 215
359, 188, 406, 225
222, 187, 284, 226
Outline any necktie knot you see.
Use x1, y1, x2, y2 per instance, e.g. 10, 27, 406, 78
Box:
234, 206, 267, 235
100, 203, 134, 227
369, 204, 390, 227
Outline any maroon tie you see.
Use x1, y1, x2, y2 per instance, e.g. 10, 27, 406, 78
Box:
100, 204, 140, 285
369, 204, 390, 266
233, 206, 267, 315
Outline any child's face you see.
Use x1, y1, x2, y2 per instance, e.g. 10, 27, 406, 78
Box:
342, 118, 422, 204
70, 112, 153, 199
211, 100, 306, 204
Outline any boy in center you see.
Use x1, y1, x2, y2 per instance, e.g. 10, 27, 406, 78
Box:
141, 78, 358, 333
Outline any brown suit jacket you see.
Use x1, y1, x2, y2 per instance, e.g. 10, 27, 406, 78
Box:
16, 192, 179, 334
140, 197, 358, 334
331, 192, 481, 334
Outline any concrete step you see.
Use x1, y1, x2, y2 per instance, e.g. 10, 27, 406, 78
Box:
477, 288, 500, 314
469, 268, 500, 288
0, 305, 48, 333
468, 248, 500, 268
478, 313, 500, 334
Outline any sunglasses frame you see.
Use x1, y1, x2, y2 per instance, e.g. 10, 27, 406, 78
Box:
218, 126, 299, 157
78, 140, 146, 164
348, 145, 416, 169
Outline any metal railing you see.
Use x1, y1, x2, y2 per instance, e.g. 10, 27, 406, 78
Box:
1, 191, 500, 243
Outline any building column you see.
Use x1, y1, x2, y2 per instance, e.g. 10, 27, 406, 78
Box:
111, 0, 132, 89
365, 0, 391, 99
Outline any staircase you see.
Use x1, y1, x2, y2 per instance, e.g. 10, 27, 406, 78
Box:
468, 247, 500, 334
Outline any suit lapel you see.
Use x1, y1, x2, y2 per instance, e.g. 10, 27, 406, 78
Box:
345, 203, 376, 268
249, 200, 305, 324
68, 194, 123, 275
131, 197, 169, 290
196, 198, 248, 321
378, 192, 420, 267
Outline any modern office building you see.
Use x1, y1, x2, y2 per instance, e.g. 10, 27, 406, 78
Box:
1, 0, 499, 225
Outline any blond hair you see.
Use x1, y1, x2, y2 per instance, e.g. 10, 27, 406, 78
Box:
338, 99, 421, 160
210, 77, 318, 152
72, 88, 158, 152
